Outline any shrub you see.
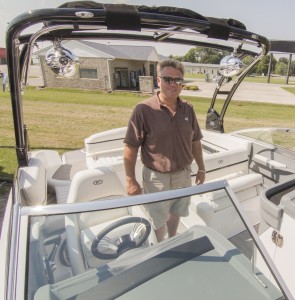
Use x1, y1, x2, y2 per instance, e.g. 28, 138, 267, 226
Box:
182, 85, 199, 91
189, 85, 198, 91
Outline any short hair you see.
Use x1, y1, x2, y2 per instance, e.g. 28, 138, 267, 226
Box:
157, 59, 184, 76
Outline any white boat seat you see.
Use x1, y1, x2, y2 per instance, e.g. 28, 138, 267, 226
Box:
86, 152, 124, 169
192, 173, 264, 238
84, 128, 127, 169
260, 185, 295, 231
30, 150, 71, 204
84, 130, 143, 189
199, 130, 252, 181
203, 173, 263, 211
200, 148, 249, 181
65, 167, 153, 275
19, 157, 47, 206
84, 127, 127, 155
67, 167, 126, 205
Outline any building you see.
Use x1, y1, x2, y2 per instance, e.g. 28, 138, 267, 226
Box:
183, 61, 220, 76
36, 41, 221, 90
0, 48, 7, 64
36, 41, 161, 91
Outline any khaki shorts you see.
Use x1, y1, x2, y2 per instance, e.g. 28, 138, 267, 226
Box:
142, 165, 192, 230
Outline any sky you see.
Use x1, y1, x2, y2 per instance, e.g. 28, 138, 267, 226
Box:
1, 0, 295, 56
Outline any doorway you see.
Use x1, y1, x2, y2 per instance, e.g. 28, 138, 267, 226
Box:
115, 68, 128, 89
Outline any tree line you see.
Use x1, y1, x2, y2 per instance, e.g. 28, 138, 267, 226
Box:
169, 47, 294, 76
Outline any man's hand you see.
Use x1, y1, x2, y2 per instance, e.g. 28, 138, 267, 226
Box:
126, 178, 142, 196
124, 145, 141, 195
195, 170, 205, 185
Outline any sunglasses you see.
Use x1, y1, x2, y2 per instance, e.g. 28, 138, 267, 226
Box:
159, 76, 184, 85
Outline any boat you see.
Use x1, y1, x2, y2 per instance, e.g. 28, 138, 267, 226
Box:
1, 2, 295, 299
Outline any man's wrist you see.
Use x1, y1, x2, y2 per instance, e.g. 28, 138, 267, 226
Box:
198, 169, 206, 173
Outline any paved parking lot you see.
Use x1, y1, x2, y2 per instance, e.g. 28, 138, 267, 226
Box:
181, 80, 295, 105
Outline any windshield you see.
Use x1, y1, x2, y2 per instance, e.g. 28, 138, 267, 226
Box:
20, 182, 286, 300
233, 128, 295, 152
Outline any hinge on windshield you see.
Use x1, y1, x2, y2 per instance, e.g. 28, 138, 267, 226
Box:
272, 230, 283, 248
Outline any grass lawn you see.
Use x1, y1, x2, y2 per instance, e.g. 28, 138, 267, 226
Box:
1, 86, 295, 180
282, 87, 295, 95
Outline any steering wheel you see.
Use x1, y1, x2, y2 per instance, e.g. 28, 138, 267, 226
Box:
91, 217, 151, 260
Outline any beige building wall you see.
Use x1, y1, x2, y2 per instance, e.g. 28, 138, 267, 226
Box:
40, 54, 158, 91
40, 56, 110, 90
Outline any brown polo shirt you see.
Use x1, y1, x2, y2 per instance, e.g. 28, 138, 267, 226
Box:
124, 93, 203, 173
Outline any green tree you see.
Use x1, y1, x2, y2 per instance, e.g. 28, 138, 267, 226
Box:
255, 55, 271, 75
168, 47, 229, 64
278, 57, 288, 65
275, 61, 288, 75
202, 55, 220, 64
250, 54, 277, 75
169, 54, 184, 61
184, 48, 197, 63
194, 47, 225, 63
242, 56, 253, 67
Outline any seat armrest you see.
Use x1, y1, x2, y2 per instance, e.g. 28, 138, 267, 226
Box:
260, 193, 283, 230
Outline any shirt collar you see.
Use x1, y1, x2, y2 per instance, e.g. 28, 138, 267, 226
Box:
156, 91, 182, 109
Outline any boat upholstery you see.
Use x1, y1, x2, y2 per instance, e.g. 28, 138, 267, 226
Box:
202, 130, 252, 154
193, 130, 252, 181
30, 150, 71, 204
253, 154, 287, 170
260, 177, 295, 231
65, 167, 154, 275
85, 127, 127, 170
191, 173, 264, 238
67, 167, 126, 204
85, 130, 143, 189
202, 148, 249, 181
19, 157, 47, 206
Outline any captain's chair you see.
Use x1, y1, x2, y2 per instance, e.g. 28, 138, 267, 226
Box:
65, 167, 155, 275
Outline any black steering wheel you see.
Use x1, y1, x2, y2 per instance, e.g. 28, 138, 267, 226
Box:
91, 217, 151, 260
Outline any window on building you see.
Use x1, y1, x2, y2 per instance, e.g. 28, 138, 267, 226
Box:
80, 69, 98, 79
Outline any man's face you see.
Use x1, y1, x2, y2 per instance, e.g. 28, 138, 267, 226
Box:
157, 66, 183, 99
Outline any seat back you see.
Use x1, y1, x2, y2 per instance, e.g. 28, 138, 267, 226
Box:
30, 150, 62, 176
65, 167, 128, 275
85, 127, 126, 156
67, 167, 129, 228
19, 157, 47, 206
204, 173, 263, 212
30, 150, 72, 204
194, 173, 264, 238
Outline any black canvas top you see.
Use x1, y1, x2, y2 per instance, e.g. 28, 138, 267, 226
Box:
270, 40, 295, 54
58, 1, 246, 37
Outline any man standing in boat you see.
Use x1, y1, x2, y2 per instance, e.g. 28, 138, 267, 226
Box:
124, 59, 205, 242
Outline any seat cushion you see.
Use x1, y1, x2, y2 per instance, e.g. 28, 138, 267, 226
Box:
203, 173, 263, 211
19, 158, 47, 206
